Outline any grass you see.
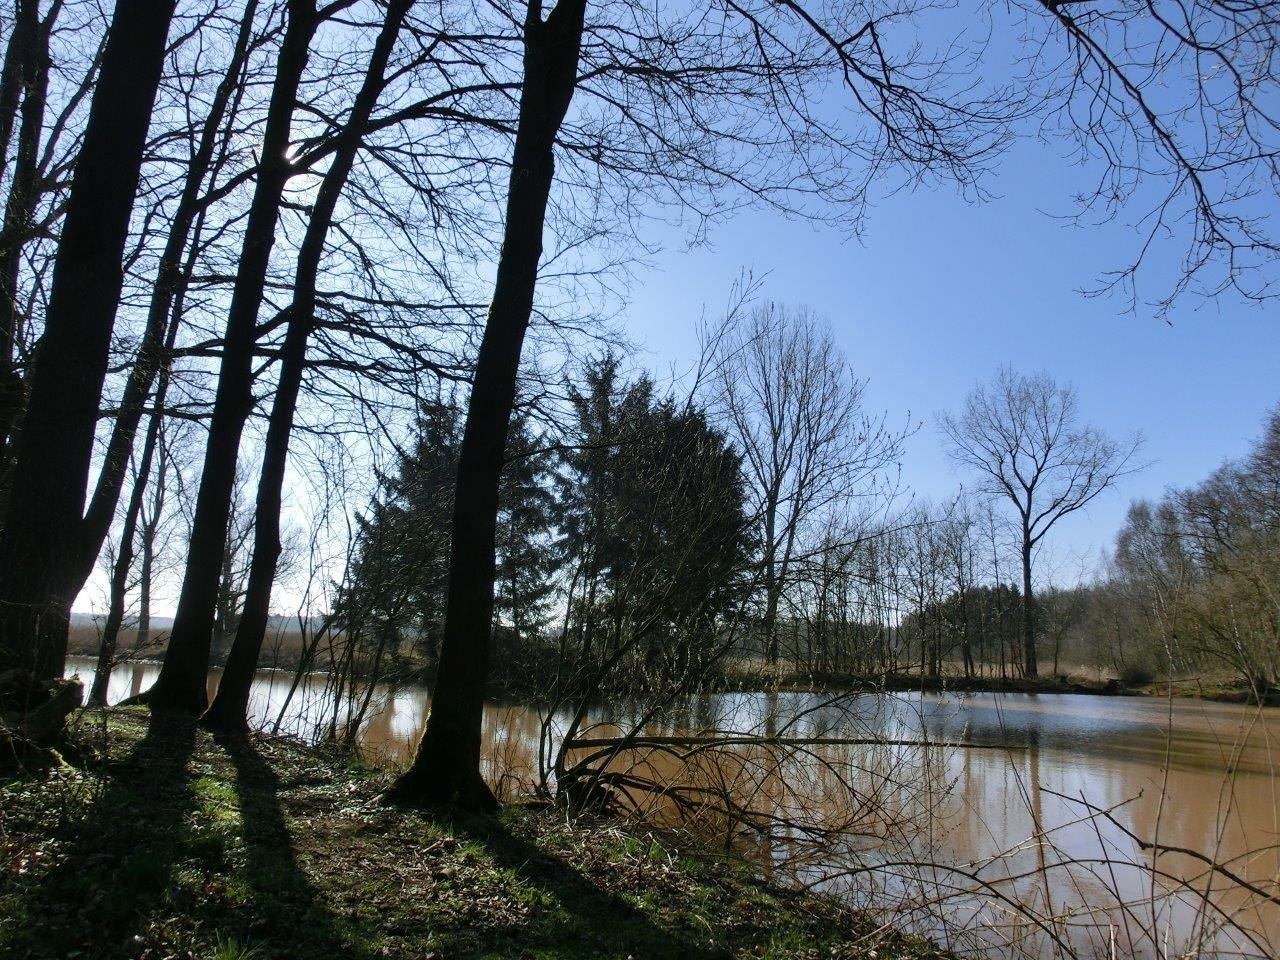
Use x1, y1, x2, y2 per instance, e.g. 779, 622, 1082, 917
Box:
1138, 675, 1280, 706
1, 708, 944, 960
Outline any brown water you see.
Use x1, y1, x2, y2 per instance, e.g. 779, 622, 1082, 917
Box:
68, 657, 1280, 957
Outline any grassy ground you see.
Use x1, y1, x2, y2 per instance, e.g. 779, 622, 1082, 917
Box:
1140, 677, 1280, 707
1, 709, 943, 960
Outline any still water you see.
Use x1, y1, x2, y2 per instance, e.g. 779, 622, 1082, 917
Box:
67, 657, 1280, 957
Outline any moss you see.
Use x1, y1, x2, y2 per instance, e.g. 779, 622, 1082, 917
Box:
0, 708, 945, 960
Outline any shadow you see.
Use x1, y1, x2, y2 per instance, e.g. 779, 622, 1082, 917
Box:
215, 734, 355, 957
448, 813, 732, 959
5, 713, 198, 959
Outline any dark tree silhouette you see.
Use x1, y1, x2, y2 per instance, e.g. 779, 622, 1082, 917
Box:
0, 0, 49, 461
0, 0, 177, 680
73, 0, 263, 588
146, 0, 327, 713
203, 0, 416, 733
385, 0, 589, 808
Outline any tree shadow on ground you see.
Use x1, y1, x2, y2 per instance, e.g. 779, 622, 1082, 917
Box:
448, 812, 733, 959
3, 713, 198, 959
214, 734, 362, 958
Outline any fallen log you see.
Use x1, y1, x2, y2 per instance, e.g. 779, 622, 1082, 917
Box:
0, 670, 84, 771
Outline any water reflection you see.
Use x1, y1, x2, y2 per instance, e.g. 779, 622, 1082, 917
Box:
67, 657, 1280, 957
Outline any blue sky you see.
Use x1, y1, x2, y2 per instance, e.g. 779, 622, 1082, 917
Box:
619, 140, 1280, 577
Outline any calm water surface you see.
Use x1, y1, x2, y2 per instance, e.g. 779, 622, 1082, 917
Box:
67, 657, 1280, 957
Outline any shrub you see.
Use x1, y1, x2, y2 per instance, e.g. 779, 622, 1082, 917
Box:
1118, 663, 1155, 687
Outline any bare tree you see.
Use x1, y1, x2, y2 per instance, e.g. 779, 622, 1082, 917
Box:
202, 0, 416, 733
939, 367, 1143, 678
714, 303, 903, 666
145, 0, 338, 713
72, 0, 264, 597
386, 0, 590, 809
88, 413, 173, 706
0, 0, 55, 460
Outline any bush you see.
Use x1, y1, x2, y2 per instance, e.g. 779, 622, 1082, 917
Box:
1118, 663, 1155, 687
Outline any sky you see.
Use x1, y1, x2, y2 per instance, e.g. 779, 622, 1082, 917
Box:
618, 139, 1280, 580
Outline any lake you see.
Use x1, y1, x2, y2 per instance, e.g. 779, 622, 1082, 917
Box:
67, 656, 1280, 957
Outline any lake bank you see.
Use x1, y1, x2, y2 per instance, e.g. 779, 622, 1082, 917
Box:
0, 708, 944, 960
68, 648, 1280, 710
715, 665, 1280, 706
31, 670, 1280, 956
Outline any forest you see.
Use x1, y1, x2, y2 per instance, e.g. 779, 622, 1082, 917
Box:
1, 0, 1279, 957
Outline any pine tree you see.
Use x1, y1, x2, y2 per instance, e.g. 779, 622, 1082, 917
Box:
556, 357, 752, 687
339, 397, 561, 674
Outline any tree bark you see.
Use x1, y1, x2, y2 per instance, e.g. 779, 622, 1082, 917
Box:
203, 0, 412, 733
0, 0, 176, 681
145, 0, 319, 714
1022, 531, 1038, 678
385, 0, 587, 809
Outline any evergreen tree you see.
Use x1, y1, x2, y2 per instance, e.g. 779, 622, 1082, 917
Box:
339, 396, 561, 673
557, 357, 752, 687
495, 417, 561, 643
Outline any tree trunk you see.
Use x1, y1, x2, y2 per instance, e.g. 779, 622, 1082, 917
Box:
1022, 532, 1038, 679
385, 0, 588, 809
73, 0, 260, 590
0, 0, 49, 465
88, 182, 194, 708
762, 498, 779, 664
0, 0, 35, 178
145, 0, 317, 714
203, 0, 411, 732
90, 535, 137, 708
0, 0, 176, 681
135, 521, 154, 651
88, 398, 170, 707
213, 541, 239, 662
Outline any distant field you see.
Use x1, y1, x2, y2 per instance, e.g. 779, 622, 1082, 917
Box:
67, 623, 338, 671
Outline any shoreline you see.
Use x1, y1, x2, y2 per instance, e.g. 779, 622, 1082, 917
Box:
67, 653, 1280, 709
712, 669, 1280, 707
1, 709, 945, 959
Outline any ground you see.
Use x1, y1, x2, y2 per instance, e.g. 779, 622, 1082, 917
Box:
0, 709, 943, 960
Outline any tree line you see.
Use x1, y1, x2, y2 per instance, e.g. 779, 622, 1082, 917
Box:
320, 325, 1278, 707
1091, 407, 1280, 698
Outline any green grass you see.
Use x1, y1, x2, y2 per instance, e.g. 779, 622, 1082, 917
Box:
211, 934, 264, 960
0, 709, 944, 960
